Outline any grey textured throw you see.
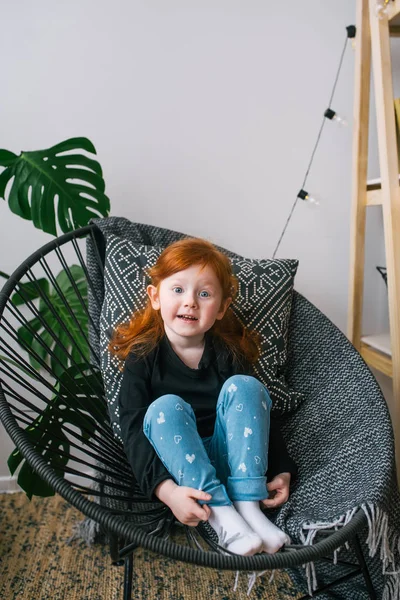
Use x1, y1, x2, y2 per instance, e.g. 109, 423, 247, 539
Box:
87, 217, 400, 599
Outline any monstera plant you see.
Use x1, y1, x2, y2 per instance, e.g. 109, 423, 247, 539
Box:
0, 135, 110, 287
0, 137, 110, 497
0, 137, 110, 235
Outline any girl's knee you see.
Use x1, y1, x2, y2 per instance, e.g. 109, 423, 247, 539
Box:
223, 374, 262, 393
144, 394, 192, 421
220, 375, 272, 407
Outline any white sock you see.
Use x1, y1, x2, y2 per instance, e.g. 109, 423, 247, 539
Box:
207, 504, 263, 556
233, 501, 290, 554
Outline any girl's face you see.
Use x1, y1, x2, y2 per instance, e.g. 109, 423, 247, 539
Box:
147, 264, 231, 346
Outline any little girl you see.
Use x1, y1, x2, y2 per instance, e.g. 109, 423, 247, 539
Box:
111, 238, 297, 556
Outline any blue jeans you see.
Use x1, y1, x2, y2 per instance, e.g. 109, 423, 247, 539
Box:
143, 375, 272, 505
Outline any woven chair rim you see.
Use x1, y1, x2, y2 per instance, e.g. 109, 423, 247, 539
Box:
0, 225, 95, 306
0, 225, 368, 571
0, 405, 368, 570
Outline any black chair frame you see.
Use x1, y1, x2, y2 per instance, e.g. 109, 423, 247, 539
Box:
0, 225, 377, 599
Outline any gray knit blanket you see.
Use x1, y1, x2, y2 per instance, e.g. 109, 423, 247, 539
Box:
86, 217, 400, 599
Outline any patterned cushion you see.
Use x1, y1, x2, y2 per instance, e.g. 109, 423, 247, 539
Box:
230, 258, 303, 413
100, 234, 303, 442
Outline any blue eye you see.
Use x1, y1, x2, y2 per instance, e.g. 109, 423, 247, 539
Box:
199, 290, 210, 298
173, 287, 183, 294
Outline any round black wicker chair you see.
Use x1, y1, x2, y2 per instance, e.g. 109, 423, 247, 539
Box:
0, 222, 396, 600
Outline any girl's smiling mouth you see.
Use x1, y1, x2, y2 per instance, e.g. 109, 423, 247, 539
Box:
177, 314, 198, 321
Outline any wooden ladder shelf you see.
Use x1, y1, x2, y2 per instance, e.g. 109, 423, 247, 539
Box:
348, 0, 400, 477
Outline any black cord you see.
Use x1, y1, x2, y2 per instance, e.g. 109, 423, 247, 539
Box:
272, 32, 350, 259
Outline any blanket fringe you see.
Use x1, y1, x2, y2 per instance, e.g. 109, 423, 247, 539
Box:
242, 505, 400, 598
232, 569, 275, 596
362, 503, 400, 572
362, 503, 400, 600
67, 516, 102, 546
298, 504, 400, 598
383, 576, 400, 600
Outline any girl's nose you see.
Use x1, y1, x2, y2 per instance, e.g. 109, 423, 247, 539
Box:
184, 293, 197, 307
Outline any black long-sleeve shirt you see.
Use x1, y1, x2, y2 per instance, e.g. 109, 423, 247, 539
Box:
118, 333, 297, 500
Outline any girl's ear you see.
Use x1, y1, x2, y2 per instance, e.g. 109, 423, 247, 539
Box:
216, 297, 232, 320
147, 285, 160, 310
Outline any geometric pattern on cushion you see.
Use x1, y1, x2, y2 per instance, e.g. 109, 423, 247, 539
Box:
232, 258, 298, 366
100, 234, 304, 442
100, 238, 162, 442
231, 258, 304, 416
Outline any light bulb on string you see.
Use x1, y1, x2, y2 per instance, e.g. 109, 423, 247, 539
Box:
346, 25, 356, 50
324, 108, 348, 127
272, 25, 349, 259
297, 189, 320, 209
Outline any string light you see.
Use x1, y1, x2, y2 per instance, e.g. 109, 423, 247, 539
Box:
297, 189, 320, 208
346, 25, 356, 38
272, 24, 355, 259
324, 108, 348, 127
346, 25, 357, 50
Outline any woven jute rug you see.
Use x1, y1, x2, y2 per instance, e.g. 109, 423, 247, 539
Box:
0, 492, 303, 600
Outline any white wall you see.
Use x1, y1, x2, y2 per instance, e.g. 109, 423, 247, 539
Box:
0, 0, 393, 479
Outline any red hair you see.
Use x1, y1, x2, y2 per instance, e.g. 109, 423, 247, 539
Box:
109, 238, 260, 366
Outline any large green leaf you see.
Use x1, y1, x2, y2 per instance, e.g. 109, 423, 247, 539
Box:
11, 277, 50, 305
0, 149, 17, 166
15, 265, 89, 377
0, 137, 110, 235
0, 354, 38, 378
8, 363, 106, 499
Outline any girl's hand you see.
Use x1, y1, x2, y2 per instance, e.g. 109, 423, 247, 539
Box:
155, 479, 212, 526
261, 472, 291, 508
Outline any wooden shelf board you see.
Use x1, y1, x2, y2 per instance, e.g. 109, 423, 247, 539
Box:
360, 343, 393, 377
366, 175, 400, 190
361, 333, 392, 355
366, 175, 400, 204
360, 333, 392, 378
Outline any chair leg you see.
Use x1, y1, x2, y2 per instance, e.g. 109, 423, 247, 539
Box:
351, 535, 377, 600
110, 534, 122, 564
123, 552, 134, 600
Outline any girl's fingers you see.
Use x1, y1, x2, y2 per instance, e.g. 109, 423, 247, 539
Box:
185, 508, 207, 526
194, 505, 210, 521
264, 491, 281, 505
267, 480, 280, 491
203, 504, 211, 519
262, 498, 278, 507
181, 499, 210, 523
263, 491, 288, 508
201, 508, 210, 520
190, 489, 212, 502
